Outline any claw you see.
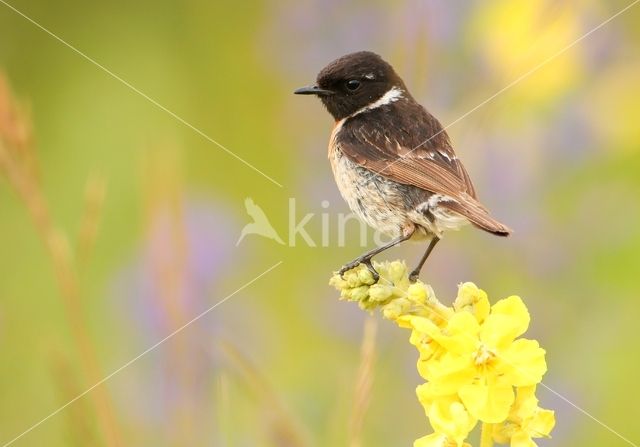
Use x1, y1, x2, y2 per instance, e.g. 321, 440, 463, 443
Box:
338, 258, 380, 283
362, 259, 380, 282
409, 270, 419, 282
339, 261, 359, 279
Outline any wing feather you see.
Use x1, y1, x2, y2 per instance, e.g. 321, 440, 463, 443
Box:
337, 108, 476, 197
335, 104, 511, 235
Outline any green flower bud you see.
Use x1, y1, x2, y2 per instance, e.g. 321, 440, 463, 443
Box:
349, 285, 370, 303
383, 301, 403, 320
357, 267, 376, 285
408, 283, 428, 304
369, 284, 393, 302
387, 261, 407, 284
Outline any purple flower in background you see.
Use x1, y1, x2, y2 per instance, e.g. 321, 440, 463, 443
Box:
116, 197, 238, 337
111, 196, 239, 436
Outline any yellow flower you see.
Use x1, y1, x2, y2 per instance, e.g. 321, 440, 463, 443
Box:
402, 313, 474, 377
414, 433, 472, 447
493, 386, 555, 447
329, 261, 555, 446
416, 296, 547, 422
471, 0, 581, 110
409, 322, 445, 368
416, 383, 477, 446
329, 262, 406, 310
453, 282, 490, 324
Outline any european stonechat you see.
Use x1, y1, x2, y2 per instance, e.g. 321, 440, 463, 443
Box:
295, 51, 511, 281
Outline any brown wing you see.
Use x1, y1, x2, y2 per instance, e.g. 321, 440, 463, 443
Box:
336, 106, 511, 235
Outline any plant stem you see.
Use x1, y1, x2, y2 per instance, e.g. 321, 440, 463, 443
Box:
349, 316, 377, 447
480, 422, 493, 447
1, 130, 122, 445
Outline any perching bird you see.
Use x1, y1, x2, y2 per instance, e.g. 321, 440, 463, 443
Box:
295, 51, 511, 281
236, 197, 284, 246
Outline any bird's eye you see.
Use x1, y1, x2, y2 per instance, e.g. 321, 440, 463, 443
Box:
345, 79, 361, 91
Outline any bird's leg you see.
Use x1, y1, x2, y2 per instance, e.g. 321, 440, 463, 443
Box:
339, 231, 414, 281
409, 236, 440, 282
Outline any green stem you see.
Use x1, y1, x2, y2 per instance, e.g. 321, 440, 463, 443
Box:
480, 422, 493, 447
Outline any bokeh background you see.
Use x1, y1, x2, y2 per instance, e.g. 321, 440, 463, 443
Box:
1, 0, 640, 446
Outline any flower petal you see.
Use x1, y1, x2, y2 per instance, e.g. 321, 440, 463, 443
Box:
511, 386, 539, 420
511, 430, 537, 447
413, 433, 447, 447
481, 296, 530, 349
407, 312, 479, 356
416, 383, 438, 414
526, 409, 556, 438
459, 379, 514, 423
499, 339, 547, 386
491, 421, 512, 444
454, 282, 490, 323
421, 352, 475, 393
428, 397, 477, 444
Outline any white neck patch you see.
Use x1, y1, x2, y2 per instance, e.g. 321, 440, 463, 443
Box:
350, 87, 404, 118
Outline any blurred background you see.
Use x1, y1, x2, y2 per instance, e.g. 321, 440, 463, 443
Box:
1, 0, 639, 446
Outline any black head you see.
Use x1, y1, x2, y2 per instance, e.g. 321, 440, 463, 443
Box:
294, 51, 407, 121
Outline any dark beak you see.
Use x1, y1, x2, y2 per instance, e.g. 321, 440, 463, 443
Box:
294, 85, 334, 96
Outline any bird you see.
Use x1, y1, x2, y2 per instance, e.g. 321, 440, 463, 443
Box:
294, 51, 511, 282
236, 197, 284, 246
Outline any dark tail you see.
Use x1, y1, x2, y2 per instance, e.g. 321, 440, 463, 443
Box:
441, 194, 512, 236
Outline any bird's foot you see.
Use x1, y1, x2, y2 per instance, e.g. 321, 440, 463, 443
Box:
362, 259, 380, 282
408, 269, 420, 283
338, 260, 359, 278
339, 258, 380, 282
